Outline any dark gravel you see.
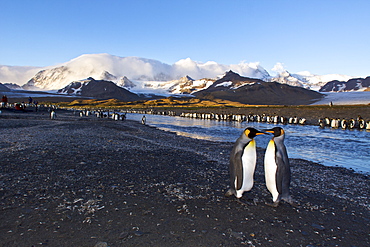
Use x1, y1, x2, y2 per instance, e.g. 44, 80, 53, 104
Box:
0, 107, 369, 246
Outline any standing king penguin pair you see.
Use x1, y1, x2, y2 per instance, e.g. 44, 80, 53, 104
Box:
226, 127, 295, 207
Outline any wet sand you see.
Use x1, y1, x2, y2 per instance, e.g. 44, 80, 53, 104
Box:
0, 108, 369, 246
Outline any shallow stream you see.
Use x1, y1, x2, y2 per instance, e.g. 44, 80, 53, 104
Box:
126, 113, 370, 174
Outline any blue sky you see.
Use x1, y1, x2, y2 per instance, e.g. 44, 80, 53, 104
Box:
1, 0, 369, 77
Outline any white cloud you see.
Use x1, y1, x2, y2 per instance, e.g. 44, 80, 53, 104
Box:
0, 65, 41, 85
271, 62, 286, 74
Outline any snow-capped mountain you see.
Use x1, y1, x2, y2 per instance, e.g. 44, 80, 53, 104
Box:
193, 71, 323, 105
57, 77, 141, 101
125, 75, 216, 95
21, 54, 270, 91
267, 63, 353, 91
319, 76, 370, 92
56, 70, 324, 105
211, 70, 262, 89
168, 76, 216, 94
0, 53, 365, 95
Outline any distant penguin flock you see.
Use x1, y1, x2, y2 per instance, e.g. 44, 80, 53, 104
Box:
179, 112, 307, 125
319, 116, 370, 130
76, 109, 128, 121
71, 108, 370, 131
74, 108, 177, 123
226, 126, 296, 207
97, 109, 306, 125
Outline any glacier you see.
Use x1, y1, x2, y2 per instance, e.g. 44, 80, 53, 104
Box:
311, 91, 370, 105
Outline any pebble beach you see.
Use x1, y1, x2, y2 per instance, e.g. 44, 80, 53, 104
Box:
0, 107, 369, 246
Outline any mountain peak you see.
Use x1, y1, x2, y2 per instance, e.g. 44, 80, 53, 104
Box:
220, 70, 260, 81
57, 77, 141, 101
180, 75, 194, 81
213, 70, 262, 89
223, 70, 242, 79
1, 53, 363, 93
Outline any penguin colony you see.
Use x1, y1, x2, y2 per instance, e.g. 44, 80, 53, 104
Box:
74, 108, 370, 130
179, 112, 307, 125
318, 116, 370, 130
226, 126, 295, 207
75, 109, 176, 121
76, 109, 128, 121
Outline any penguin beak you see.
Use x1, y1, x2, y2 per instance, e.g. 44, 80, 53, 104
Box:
255, 131, 267, 135
262, 129, 274, 134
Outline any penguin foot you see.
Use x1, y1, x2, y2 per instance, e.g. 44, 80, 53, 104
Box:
284, 199, 300, 208
288, 201, 300, 208
265, 201, 280, 207
224, 189, 234, 197
265, 199, 300, 208
282, 196, 300, 208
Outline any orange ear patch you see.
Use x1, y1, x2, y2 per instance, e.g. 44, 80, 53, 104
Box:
244, 129, 250, 136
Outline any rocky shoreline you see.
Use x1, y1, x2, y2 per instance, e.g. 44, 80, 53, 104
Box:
0, 108, 369, 246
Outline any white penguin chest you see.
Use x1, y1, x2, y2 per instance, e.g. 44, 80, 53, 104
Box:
241, 139, 257, 170
264, 140, 279, 202
237, 139, 257, 195
264, 140, 277, 168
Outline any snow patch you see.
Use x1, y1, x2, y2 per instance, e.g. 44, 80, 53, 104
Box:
216, 81, 233, 87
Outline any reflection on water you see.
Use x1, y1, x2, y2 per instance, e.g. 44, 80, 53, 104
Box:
126, 113, 370, 174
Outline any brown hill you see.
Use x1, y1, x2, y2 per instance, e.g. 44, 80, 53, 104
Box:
58, 78, 142, 102
193, 71, 323, 105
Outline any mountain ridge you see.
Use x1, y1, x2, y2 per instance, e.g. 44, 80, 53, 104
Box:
319, 76, 370, 92
193, 72, 323, 105
55, 71, 323, 105
57, 77, 142, 101
1, 53, 363, 93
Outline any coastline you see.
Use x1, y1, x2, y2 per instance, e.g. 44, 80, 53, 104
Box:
0, 108, 369, 246
165, 105, 370, 126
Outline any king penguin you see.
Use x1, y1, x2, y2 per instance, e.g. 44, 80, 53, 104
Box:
50, 110, 56, 120
225, 127, 266, 199
264, 127, 296, 207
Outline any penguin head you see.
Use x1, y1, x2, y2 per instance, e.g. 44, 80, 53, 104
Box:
243, 127, 266, 139
265, 127, 285, 137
